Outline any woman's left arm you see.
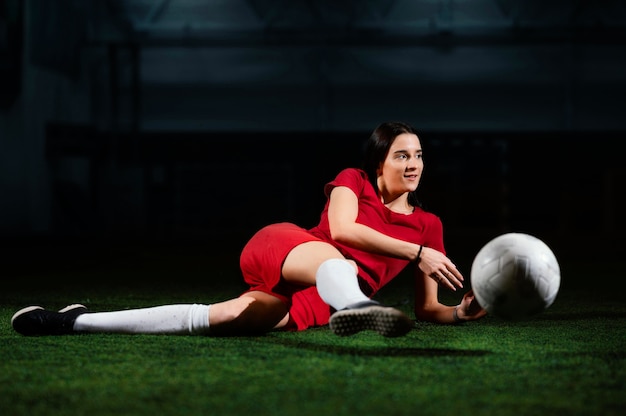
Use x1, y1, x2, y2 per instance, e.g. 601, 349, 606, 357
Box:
414, 266, 487, 324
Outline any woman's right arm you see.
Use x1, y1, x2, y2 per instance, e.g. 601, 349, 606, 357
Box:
327, 186, 421, 260
328, 186, 463, 291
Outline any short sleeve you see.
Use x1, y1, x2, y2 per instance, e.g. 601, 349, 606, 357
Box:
323, 168, 368, 198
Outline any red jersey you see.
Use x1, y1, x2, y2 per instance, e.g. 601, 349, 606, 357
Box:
308, 167, 445, 295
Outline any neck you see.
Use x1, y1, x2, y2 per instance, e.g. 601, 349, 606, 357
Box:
381, 194, 413, 214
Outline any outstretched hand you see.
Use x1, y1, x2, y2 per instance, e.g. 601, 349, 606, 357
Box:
418, 246, 464, 291
456, 290, 488, 321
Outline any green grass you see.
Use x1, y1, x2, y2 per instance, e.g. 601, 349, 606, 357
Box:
1, 246, 624, 416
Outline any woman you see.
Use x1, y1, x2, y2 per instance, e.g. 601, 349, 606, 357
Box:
12, 121, 487, 338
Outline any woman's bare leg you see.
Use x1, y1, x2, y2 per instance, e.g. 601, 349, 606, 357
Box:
282, 241, 370, 310
281, 241, 356, 285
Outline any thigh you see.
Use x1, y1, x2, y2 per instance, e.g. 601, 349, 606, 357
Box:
282, 241, 355, 286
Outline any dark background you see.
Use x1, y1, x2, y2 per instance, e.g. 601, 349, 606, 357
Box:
1, 1, 624, 273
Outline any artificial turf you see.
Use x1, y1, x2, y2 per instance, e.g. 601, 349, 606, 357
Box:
1, 244, 624, 416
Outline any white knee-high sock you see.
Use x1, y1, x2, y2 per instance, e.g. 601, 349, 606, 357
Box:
73, 304, 211, 335
316, 259, 370, 310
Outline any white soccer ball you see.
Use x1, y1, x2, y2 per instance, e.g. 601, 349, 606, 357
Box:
470, 233, 561, 320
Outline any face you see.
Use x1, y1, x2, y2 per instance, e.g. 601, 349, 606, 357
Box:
376, 133, 423, 197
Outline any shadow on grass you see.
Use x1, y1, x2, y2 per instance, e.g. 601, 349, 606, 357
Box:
261, 337, 491, 358
537, 310, 626, 321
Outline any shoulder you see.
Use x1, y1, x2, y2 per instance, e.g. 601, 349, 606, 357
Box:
412, 208, 445, 251
335, 167, 367, 181
414, 207, 443, 227
324, 168, 370, 196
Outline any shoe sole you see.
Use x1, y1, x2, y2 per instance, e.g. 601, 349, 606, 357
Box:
58, 304, 87, 313
329, 305, 414, 337
11, 306, 44, 326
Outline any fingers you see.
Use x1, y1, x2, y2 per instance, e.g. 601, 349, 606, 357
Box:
450, 266, 464, 283
419, 248, 464, 291
461, 291, 487, 319
430, 269, 464, 291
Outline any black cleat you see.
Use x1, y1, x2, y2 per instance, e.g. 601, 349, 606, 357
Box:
11, 304, 88, 336
328, 301, 414, 337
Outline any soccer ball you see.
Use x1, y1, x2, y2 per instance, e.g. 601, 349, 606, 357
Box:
470, 233, 561, 320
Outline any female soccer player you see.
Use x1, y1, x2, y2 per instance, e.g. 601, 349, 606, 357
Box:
12, 121, 487, 337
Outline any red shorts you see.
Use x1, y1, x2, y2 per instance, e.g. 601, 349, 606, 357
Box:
239, 222, 332, 331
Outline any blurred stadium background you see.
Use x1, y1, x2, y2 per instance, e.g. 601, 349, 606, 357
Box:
1, 0, 624, 267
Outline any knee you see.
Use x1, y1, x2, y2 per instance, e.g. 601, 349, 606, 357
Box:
344, 259, 358, 273
317, 258, 358, 275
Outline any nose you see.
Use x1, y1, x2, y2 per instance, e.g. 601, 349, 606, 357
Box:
407, 156, 420, 169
